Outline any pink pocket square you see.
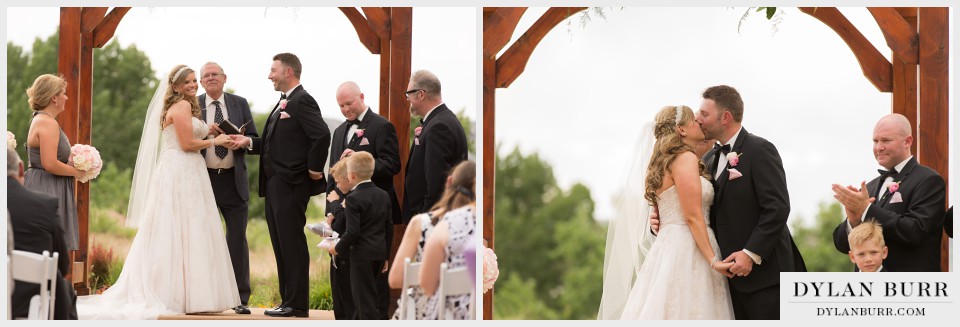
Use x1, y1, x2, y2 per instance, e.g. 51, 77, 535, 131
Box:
279, 112, 291, 119
889, 192, 903, 204
727, 168, 742, 180
414, 137, 420, 145
359, 137, 370, 146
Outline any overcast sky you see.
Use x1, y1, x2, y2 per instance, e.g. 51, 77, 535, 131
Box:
5, 7, 477, 121
494, 7, 955, 227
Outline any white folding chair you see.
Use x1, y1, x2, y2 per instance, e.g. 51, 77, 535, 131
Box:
11, 250, 58, 320
398, 257, 422, 320
436, 262, 474, 320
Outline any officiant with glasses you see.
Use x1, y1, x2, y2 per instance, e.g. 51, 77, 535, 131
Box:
198, 61, 259, 314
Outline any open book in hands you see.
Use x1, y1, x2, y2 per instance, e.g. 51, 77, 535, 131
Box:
218, 119, 252, 135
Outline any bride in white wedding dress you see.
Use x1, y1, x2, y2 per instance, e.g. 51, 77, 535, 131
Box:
599, 105, 734, 320
77, 65, 240, 319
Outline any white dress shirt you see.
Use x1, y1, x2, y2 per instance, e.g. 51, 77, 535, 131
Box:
345, 108, 369, 146
421, 103, 444, 122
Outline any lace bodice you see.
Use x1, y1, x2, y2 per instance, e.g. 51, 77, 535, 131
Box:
161, 117, 207, 151
656, 176, 714, 227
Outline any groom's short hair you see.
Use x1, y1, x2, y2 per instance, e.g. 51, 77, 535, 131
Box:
702, 85, 744, 122
273, 53, 302, 79
347, 151, 375, 181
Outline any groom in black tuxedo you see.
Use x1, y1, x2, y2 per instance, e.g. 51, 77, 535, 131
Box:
697, 85, 805, 320
198, 62, 258, 314
401, 70, 469, 223
327, 81, 400, 318
233, 53, 331, 317
831, 114, 946, 272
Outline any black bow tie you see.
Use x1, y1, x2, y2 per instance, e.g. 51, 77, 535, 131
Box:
280, 93, 287, 100
714, 143, 731, 155
346, 119, 361, 126
878, 168, 898, 179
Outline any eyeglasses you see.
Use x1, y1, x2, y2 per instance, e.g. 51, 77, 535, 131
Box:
404, 89, 423, 99
202, 72, 223, 79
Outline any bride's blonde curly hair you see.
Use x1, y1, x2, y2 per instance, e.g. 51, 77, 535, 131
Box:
644, 105, 710, 207
160, 64, 201, 125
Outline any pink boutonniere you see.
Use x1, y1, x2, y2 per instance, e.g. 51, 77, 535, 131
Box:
726, 151, 741, 167
884, 181, 901, 194
415, 126, 422, 137
279, 99, 288, 110
355, 129, 365, 138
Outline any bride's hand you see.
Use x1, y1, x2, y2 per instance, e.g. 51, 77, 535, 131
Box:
213, 133, 231, 146
712, 261, 735, 278
208, 123, 224, 136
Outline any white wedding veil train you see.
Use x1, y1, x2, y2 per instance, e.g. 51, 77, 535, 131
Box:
597, 121, 657, 319
125, 81, 167, 228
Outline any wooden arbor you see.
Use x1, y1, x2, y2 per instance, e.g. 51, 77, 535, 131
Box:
57, 7, 414, 296
482, 7, 950, 319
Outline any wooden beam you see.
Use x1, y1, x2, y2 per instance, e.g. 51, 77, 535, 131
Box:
868, 7, 919, 64
58, 6, 82, 287
80, 7, 107, 34
340, 7, 381, 54
917, 7, 949, 272
495, 7, 587, 88
799, 7, 893, 92
482, 55, 496, 320
890, 7, 917, 156
362, 7, 392, 40
91, 7, 129, 48
483, 7, 527, 58
74, 29, 95, 296
387, 7, 412, 317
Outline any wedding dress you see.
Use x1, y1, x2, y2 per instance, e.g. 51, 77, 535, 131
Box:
618, 176, 734, 319
77, 117, 240, 319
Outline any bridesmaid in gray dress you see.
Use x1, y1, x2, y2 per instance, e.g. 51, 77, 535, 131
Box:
23, 74, 83, 251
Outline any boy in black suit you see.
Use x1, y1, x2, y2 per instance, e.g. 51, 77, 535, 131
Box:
329, 151, 392, 319
325, 159, 356, 319
848, 221, 888, 272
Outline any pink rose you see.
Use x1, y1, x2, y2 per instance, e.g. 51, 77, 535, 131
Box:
69, 144, 103, 183
482, 246, 500, 294
885, 181, 901, 194
415, 126, 422, 137
726, 151, 741, 167
279, 99, 288, 110
356, 129, 364, 138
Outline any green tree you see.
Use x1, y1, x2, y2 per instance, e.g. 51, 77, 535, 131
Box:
791, 202, 854, 272
493, 146, 606, 319
407, 106, 476, 157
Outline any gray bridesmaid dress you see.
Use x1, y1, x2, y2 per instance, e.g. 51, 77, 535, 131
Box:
23, 113, 78, 250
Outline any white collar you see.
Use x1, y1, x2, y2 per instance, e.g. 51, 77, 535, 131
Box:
860, 265, 884, 272
350, 180, 372, 191
205, 93, 224, 107
722, 126, 744, 147
888, 156, 913, 174
283, 84, 301, 98
356, 107, 370, 122
422, 103, 444, 121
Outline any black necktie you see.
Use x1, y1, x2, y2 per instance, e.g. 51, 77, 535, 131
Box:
212, 101, 228, 159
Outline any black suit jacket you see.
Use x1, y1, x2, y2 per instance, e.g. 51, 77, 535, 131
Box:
944, 206, 953, 238
328, 191, 350, 258
335, 183, 393, 261
833, 157, 946, 272
250, 85, 331, 196
326, 108, 402, 224
199, 92, 259, 201
402, 104, 468, 222
8, 177, 76, 319
703, 128, 806, 293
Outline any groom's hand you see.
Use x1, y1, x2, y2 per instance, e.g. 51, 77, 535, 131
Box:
723, 251, 753, 277
309, 170, 324, 180
340, 149, 355, 160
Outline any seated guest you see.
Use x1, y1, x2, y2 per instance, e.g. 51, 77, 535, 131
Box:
419, 160, 476, 320
389, 160, 475, 319
848, 221, 888, 272
7, 147, 77, 319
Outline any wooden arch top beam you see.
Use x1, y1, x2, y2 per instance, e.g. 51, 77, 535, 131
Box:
340, 7, 382, 54
868, 7, 919, 64
495, 7, 587, 88
483, 7, 527, 58
92, 7, 130, 48
800, 7, 893, 92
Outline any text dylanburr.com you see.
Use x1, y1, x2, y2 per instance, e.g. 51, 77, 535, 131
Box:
780, 273, 956, 320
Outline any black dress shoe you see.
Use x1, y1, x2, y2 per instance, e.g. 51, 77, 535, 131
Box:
264, 306, 309, 318
234, 305, 251, 314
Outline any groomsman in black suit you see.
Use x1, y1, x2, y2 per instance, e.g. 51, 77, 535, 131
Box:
832, 113, 946, 272
198, 62, 258, 315
328, 81, 400, 318
696, 85, 806, 320
232, 53, 332, 317
402, 70, 468, 223
7, 147, 77, 319
329, 152, 393, 320
945, 207, 953, 238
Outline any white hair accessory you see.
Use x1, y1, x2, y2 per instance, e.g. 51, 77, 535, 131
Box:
171, 66, 189, 84
675, 105, 684, 126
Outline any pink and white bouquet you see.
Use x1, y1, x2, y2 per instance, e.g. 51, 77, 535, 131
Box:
68, 144, 103, 183
6, 131, 16, 149
482, 246, 500, 294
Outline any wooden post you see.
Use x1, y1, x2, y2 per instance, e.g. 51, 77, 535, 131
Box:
57, 6, 82, 288
917, 7, 950, 272
890, 8, 918, 155
482, 55, 496, 320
